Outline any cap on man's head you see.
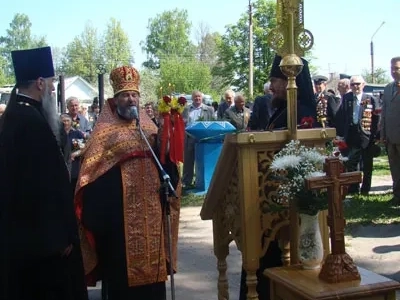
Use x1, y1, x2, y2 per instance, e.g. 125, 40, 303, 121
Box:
312, 75, 328, 84
11, 46, 54, 83
110, 66, 140, 96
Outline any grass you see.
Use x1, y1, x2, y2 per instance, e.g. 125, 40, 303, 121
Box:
181, 192, 205, 207
344, 193, 400, 227
372, 155, 390, 176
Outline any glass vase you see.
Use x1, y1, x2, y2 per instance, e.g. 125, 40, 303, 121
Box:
298, 212, 323, 270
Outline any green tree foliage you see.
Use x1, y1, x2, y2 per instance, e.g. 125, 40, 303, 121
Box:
141, 9, 195, 69
195, 22, 226, 95
159, 56, 212, 95
102, 18, 134, 72
0, 13, 46, 83
61, 22, 102, 83
214, 0, 277, 98
139, 68, 161, 104
362, 68, 390, 84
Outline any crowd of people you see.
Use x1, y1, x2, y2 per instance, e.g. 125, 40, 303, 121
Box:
0, 44, 399, 300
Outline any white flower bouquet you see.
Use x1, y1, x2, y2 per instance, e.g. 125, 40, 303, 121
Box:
269, 140, 334, 215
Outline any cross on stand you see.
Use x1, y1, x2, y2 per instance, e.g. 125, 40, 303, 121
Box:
305, 157, 362, 283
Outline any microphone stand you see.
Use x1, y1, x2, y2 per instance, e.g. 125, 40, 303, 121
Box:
137, 121, 178, 300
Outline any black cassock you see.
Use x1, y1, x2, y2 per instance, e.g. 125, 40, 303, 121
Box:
81, 165, 167, 300
240, 101, 316, 300
0, 95, 87, 300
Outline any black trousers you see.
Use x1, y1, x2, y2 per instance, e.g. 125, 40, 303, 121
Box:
346, 145, 374, 193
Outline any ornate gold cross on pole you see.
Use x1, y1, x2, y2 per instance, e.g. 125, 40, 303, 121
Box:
267, 0, 313, 140
305, 157, 362, 283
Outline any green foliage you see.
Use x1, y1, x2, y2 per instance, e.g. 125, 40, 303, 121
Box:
0, 13, 47, 83
62, 22, 102, 83
159, 56, 212, 95
60, 19, 133, 84
214, 0, 277, 97
141, 9, 195, 69
139, 68, 161, 104
102, 18, 134, 73
362, 68, 390, 84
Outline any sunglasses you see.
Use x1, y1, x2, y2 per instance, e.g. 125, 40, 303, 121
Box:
351, 83, 361, 86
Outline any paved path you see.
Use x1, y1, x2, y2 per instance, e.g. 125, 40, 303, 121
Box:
89, 175, 400, 299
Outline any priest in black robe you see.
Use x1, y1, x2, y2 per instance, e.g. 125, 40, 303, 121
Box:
0, 47, 87, 300
239, 54, 316, 300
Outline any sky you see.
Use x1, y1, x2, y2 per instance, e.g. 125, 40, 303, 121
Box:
0, 0, 398, 79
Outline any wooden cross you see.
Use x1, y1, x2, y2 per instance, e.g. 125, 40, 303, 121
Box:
305, 157, 362, 283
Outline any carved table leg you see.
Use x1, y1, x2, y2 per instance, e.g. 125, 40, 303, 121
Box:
213, 218, 230, 300
245, 270, 258, 300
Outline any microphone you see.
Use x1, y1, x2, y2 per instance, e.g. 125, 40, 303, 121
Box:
132, 106, 139, 125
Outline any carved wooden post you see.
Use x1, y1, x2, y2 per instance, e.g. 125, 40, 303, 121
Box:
305, 157, 362, 283
213, 217, 230, 300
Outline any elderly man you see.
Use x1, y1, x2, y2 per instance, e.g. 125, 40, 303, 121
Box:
66, 96, 91, 134
223, 93, 251, 130
217, 89, 235, 119
381, 56, 400, 204
181, 90, 214, 188
75, 65, 180, 300
339, 75, 379, 194
0, 47, 87, 300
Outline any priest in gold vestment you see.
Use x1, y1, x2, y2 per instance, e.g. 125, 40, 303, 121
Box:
74, 66, 180, 300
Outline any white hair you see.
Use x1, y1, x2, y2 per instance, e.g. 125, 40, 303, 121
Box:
66, 96, 79, 107
350, 75, 365, 84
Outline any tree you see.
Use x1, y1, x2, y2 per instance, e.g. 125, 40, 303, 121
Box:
194, 22, 225, 94
362, 68, 390, 84
159, 56, 212, 95
139, 68, 161, 104
141, 9, 195, 69
214, 0, 277, 98
103, 18, 134, 72
0, 13, 46, 82
61, 22, 102, 83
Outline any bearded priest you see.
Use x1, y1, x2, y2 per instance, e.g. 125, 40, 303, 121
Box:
0, 47, 88, 300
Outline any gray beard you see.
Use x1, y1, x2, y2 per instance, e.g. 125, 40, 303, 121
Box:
41, 90, 60, 144
117, 105, 136, 120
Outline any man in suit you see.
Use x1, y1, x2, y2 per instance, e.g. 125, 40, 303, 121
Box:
181, 90, 214, 188
313, 75, 340, 128
248, 82, 274, 130
223, 93, 251, 130
340, 75, 379, 194
217, 89, 234, 119
381, 56, 400, 204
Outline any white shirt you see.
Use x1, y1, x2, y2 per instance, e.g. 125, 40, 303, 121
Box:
187, 104, 204, 125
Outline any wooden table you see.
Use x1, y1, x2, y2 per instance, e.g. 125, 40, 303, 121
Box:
264, 265, 400, 300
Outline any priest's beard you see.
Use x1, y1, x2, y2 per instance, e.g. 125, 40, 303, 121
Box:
41, 87, 61, 144
117, 105, 137, 121
271, 97, 287, 109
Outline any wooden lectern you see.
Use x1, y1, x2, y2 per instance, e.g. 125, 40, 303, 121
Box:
200, 128, 335, 300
